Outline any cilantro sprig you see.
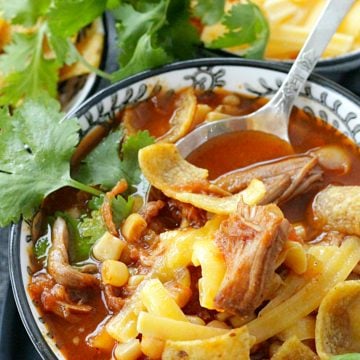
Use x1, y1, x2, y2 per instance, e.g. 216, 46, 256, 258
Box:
58, 209, 106, 263
111, 0, 199, 81
110, 0, 269, 80
0, 0, 269, 103
75, 129, 155, 190
0, 96, 155, 227
0, 0, 107, 106
206, 2, 269, 59
0, 96, 102, 227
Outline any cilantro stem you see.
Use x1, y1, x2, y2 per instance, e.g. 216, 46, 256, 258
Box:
67, 178, 103, 196
68, 41, 113, 81
30, 23, 47, 97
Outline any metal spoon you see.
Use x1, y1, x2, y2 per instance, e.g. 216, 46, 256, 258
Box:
176, 0, 355, 157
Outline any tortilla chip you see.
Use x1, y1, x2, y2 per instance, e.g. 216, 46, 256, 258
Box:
0, 19, 11, 51
157, 88, 197, 143
315, 280, 360, 358
139, 143, 265, 214
271, 336, 318, 360
162, 326, 254, 360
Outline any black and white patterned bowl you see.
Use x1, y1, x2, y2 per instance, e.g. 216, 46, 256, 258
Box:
204, 48, 360, 96
9, 58, 360, 360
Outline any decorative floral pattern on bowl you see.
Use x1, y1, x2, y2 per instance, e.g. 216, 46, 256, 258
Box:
10, 58, 360, 360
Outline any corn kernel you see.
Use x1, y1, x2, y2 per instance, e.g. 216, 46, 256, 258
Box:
114, 339, 142, 360
92, 231, 126, 261
121, 213, 147, 243
101, 260, 129, 287
88, 325, 115, 352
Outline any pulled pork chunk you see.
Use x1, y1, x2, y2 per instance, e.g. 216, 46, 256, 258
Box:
215, 153, 323, 204
214, 202, 290, 316
48, 217, 99, 288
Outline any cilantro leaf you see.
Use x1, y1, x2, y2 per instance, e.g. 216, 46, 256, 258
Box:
0, 0, 50, 26
111, 0, 199, 80
0, 0, 108, 105
193, 0, 225, 25
0, 96, 101, 227
120, 131, 155, 185
158, 0, 200, 60
75, 129, 124, 190
0, 33, 35, 74
59, 210, 106, 263
111, 33, 171, 81
106, 0, 122, 9
76, 210, 106, 262
206, 2, 269, 59
0, 28, 60, 105
76, 130, 155, 190
47, 35, 78, 66
88, 194, 105, 211
47, 0, 106, 39
331, 355, 360, 360
112, 1, 169, 66
34, 233, 51, 261
111, 195, 134, 227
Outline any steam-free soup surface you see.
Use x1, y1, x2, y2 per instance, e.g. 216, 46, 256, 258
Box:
28, 88, 360, 359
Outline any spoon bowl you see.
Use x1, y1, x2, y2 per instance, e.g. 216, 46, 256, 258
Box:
176, 0, 355, 157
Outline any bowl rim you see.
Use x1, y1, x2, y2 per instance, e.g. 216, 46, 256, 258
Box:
9, 57, 360, 360
68, 57, 360, 120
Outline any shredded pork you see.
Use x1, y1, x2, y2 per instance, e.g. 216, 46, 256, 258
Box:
215, 154, 323, 204
48, 217, 99, 288
214, 202, 290, 316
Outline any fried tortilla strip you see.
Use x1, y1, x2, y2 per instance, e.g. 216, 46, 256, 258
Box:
157, 88, 197, 143
0, 18, 11, 50
162, 326, 254, 360
312, 185, 360, 236
214, 202, 289, 316
247, 237, 360, 344
271, 336, 319, 360
139, 143, 265, 214
315, 280, 360, 358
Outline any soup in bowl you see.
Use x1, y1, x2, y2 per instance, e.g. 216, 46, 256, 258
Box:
9, 58, 360, 360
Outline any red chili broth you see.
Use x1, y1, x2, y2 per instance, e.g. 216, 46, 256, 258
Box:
29, 87, 360, 359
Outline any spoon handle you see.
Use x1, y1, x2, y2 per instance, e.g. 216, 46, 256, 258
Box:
270, 0, 355, 118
